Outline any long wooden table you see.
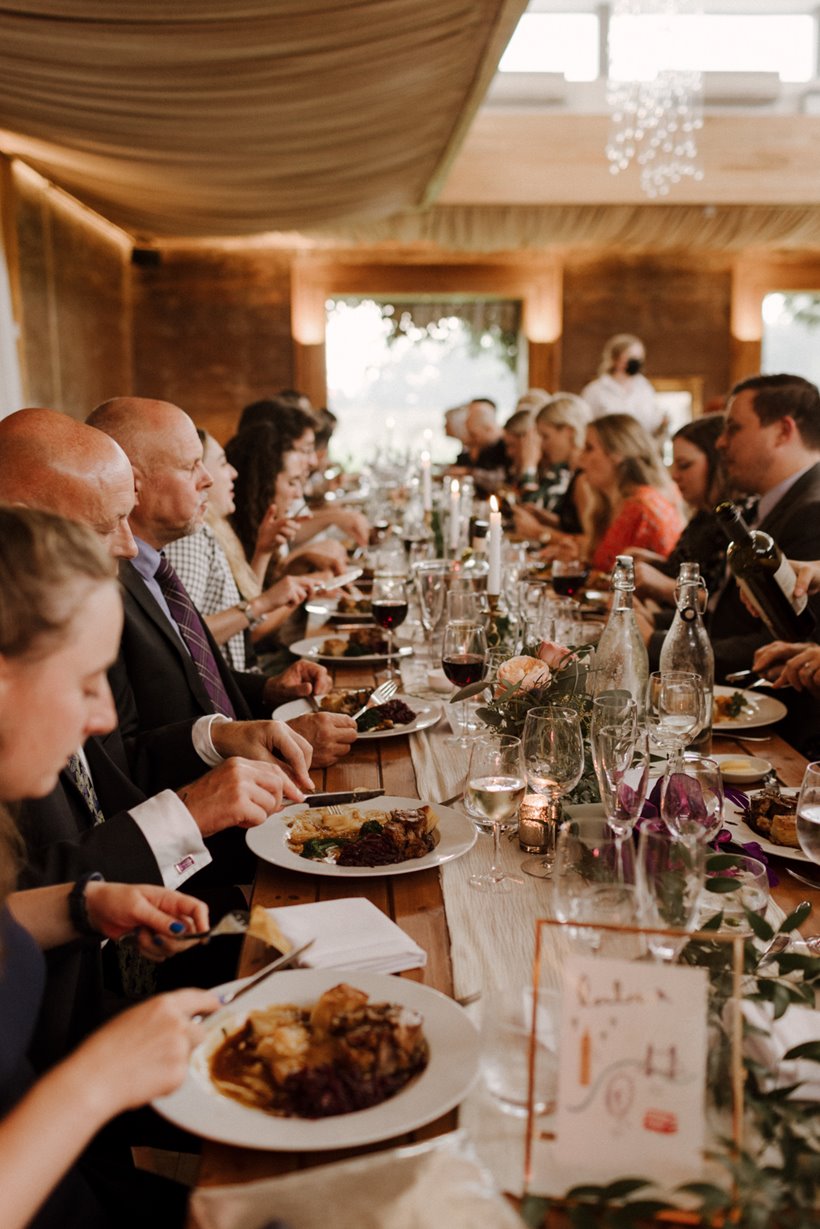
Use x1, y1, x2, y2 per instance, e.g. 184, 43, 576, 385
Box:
190, 676, 819, 1212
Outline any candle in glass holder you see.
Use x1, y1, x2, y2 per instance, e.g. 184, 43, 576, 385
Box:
518, 793, 557, 854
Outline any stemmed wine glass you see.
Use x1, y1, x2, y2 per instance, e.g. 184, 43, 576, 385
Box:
371, 574, 408, 681
441, 619, 488, 747
646, 671, 704, 769
590, 698, 650, 878
636, 827, 706, 962
660, 754, 724, 841
520, 705, 585, 879
464, 735, 526, 892
413, 562, 446, 669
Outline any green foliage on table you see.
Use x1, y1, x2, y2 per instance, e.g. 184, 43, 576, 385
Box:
521, 901, 820, 1229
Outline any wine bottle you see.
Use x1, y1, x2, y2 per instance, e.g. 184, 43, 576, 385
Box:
659, 562, 714, 753
591, 555, 649, 718
716, 502, 816, 642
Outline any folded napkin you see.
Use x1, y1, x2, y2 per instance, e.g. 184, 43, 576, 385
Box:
189, 1130, 522, 1229
742, 999, 820, 1099
263, 898, 426, 975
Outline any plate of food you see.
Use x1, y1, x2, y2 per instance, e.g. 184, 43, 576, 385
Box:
246, 794, 476, 877
273, 691, 441, 739
153, 969, 479, 1150
305, 593, 374, 623
712, 685, 787, 731
721, 787, 811, 864
289, 630, 414, 663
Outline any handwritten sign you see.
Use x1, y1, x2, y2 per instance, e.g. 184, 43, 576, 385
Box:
552, 954, 708, 1190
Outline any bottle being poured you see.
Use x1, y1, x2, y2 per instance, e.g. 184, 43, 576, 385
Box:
659, 561, 714, 754
591, 555, 649, 719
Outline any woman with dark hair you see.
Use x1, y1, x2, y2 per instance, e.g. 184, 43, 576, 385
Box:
633, 413, 739, 605
0, 505, 216, 1229
582, 413, 683, 573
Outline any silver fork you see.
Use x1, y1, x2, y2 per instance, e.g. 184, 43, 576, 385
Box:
350, 679, 398, 722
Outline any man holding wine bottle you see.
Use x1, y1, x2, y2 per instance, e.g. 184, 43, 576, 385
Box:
708, 373, 820, 680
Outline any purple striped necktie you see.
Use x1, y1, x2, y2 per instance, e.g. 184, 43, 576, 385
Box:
154, 553, 236, 718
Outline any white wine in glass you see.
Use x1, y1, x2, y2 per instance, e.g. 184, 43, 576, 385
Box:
465, 735, 526, 892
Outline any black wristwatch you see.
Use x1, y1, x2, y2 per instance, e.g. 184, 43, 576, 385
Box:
68, 871, 104, 939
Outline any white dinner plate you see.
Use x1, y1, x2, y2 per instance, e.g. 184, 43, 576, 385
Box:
722, 789, 811, 864
712, 685, 787, 731
290, 633, 414, 664
246, 794, 476, 877
153, 968, 479, 1150
304, 597, 373, 624
273, 695, 441, 740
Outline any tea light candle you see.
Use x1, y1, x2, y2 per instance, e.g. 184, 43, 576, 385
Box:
518, 793, 555, 854
488, 494, 502, 594
449, 478, 461, 550
420, 451, 432, 511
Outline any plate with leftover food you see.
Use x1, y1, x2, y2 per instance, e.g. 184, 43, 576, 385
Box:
712, 685, 787, 731
273, 691, 441, 739
153, 969, 479, 1150
721, 787, 811, 864
246, 794, 476, 877
289, 630, 414, 663
305, 593, 374, 623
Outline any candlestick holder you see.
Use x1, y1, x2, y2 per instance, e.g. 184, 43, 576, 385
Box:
485, 592, 507, 649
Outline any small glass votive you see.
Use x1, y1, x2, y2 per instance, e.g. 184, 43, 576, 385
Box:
518, 793, 557, 854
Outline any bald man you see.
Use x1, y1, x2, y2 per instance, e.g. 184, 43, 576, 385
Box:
87, 397, 357, 780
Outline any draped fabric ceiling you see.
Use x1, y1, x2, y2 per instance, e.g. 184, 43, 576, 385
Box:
0, 0, 527, 240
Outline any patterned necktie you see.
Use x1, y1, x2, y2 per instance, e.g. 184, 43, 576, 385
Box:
154, 553, 236, 717
65, 753, 105, 825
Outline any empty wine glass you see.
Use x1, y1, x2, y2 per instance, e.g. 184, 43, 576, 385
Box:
795, 761, 820, 864
646, 670, 704, 767
441, 618, 488, 747
520, 705, 585, 879
702, 851, 769, 933
591, 721, 650, 877
637, 827, 706, 962
552, 817, 642, 957
660, 754, 724, 841
464, 735, 526, 892
413, 562, 447, 668
371, 573, 408, 681
446, 588, 487, 623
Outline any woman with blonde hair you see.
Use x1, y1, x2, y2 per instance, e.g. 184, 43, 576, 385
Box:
581, 333, 664, 436
582, 413, 683, 573
0, 505, 217, 1228
513, 392, 592, 540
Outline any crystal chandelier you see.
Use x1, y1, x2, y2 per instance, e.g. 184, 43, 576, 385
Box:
606, 0, 704, 198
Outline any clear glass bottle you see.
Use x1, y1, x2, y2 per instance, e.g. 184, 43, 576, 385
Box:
591, 555, 649, 718
659, 561, 714, 753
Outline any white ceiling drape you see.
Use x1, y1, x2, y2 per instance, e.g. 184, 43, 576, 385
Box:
0, 1, 526, 239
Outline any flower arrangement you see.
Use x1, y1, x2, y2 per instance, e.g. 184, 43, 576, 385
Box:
453, 639, 601, 805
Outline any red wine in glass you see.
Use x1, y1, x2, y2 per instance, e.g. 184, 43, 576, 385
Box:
442, 653, 485, 687
552, 570, 589, 598
372, 599, 408, 631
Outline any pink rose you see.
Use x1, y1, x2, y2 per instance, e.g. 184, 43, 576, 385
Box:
537, 640, 572, 670
496, 655, 552, 695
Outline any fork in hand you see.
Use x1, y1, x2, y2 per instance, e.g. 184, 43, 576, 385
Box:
350, 679, 398, 722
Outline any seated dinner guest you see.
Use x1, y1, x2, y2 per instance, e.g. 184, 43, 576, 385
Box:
88, 397, 357, 775
0, 505, 217, 1229
513, 392, 591, 541
582, 414, 683, 573
581, 333, 665, 437
166, 431, 315, 672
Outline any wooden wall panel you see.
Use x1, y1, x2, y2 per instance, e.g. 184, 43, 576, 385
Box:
560, 253, 734, 408
132, 249, 295, 443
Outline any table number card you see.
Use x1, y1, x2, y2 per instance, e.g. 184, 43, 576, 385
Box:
553, 954, 709, 1190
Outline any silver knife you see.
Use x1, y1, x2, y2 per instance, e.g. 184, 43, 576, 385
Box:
194, 939, 315, 1022
306, 787, 385, 807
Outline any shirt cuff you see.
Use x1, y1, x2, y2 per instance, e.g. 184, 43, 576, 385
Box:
192, 713, 231, 766
128, 791, 212, 888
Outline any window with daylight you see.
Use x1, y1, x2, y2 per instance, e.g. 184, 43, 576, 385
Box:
498, 12, 599, 81
761, 293, 820, 388
324, 298, 525, 468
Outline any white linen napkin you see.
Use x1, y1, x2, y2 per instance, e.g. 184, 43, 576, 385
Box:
189, 1130, 522, 1229
262, 898, 426, 974
742, 998, 820, 1099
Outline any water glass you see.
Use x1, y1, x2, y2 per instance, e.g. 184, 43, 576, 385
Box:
795, 761, 820, 864
464, 735, 526, 892
646, 670, 704, 762
637, 828, 706, 961
552, 817, 642, 957
660, 754, 723, 841
480, 986, 561, 1117
702, 851, 769, 933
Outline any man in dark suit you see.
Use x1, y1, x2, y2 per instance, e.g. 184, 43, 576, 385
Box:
87, 396, 358, 794
709, 373, 820, 684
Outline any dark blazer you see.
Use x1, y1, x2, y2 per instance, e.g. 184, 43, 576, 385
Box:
709, 461, 820, 680
110, 561, 268, 792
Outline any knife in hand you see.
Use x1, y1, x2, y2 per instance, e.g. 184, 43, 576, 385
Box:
306, 787, 385, 808
193, 939, 315, 1022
